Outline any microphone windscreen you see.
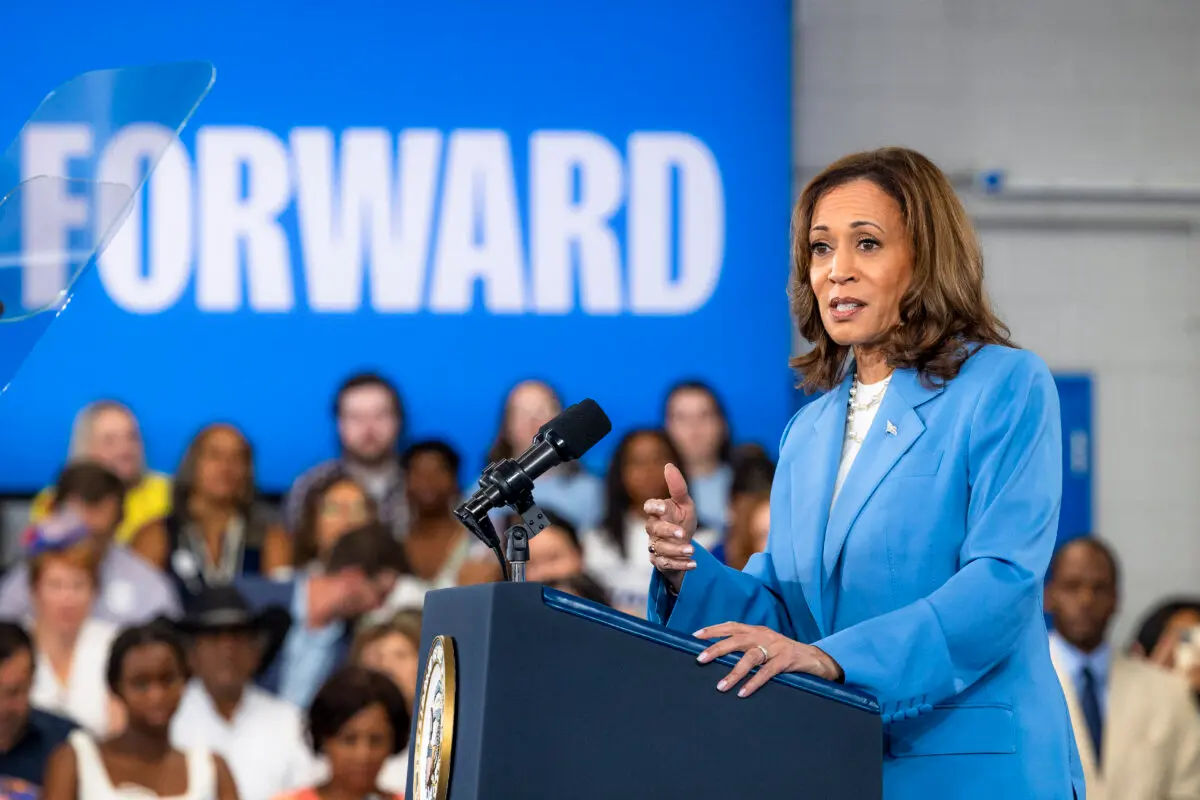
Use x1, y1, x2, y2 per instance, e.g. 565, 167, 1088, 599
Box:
541, 398, 612, 460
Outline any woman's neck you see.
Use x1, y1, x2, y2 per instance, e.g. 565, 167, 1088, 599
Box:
35, 622, 82, 680
188, 496, 239, 539
685, 456, 720, 478
110, 724, 172, 760
853, 346, 893, 385
409, 505, 456, 527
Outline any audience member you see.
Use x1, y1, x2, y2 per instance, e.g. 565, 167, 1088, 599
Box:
43, 622, 238, 800
712, 445, 775, 567
663, 381, 732, 529
30, 402, 172, 545
723, 494, 770, 572
0, 623, 75, 790
239, 522, 407, 709
350, 612, 422, 794
291, 473, 377, 574
277, 667, 407, 800
0, 464, 180, 625
383, 441, 468, 612
172, 587, 312, 800
1045, 537, 1200, 799
284, 374, 408, 540
582, 429, 716, 617
1131, 597, 1200, 705
483, 380, 603, 531
24, 515, 121, 736
132, 425, 291, 596
526, 510, 584, 585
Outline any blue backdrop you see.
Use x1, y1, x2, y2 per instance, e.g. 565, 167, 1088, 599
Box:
0, 0, 794, 493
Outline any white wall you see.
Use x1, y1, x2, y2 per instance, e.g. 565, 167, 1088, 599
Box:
793, 0, 1200, 643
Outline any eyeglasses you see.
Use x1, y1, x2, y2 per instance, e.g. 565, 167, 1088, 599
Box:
319, 499, 369, 518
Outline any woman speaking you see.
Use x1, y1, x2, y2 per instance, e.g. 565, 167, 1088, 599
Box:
644, 148, 1083, 799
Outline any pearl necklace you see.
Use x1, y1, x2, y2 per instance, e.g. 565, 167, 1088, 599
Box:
845, 373, 892, 444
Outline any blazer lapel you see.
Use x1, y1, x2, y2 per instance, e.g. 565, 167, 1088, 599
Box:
822, 369, 942, 584
791, 377, 850, 638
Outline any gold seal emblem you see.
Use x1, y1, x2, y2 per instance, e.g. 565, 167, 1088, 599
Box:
412, 635, 456, 800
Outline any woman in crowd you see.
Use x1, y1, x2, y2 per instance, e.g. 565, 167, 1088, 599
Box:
133, 424, 291, 597
711, 445, 775, 568
351, 612, 422, 795
276, 666, 408, 800
663, 381, 733, 529
291, 472, 378, 574
31, 401, 172, 545
582, 429, 714, 617
483, 380, 603, 531
382, 441, 466, 611
1132, 597, 1200, 703
526, 510, 584, 585
43, 622, 238, 800
26, 513, 121, 736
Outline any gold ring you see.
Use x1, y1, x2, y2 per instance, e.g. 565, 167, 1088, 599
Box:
755, 644, 770, 664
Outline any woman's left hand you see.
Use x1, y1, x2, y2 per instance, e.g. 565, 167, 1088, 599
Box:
694, 622, 845, 698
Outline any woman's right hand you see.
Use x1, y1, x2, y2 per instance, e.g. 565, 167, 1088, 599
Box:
644, 463, 699, 593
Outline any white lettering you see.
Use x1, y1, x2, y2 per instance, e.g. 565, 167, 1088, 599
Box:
96, 124, 193, 313
291, 127, 441, 312
430, 130, 526, 314
19, 125, 92, 309
627, 132, 724, 315
529, 132, 623, 314
197, 127, 293, 311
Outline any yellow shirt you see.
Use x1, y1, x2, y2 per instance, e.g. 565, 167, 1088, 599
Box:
31, 471, 173, 544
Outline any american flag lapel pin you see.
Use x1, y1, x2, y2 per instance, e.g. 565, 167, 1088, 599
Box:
886, 420, 898, 436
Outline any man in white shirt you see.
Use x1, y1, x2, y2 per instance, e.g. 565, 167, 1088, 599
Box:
170, 586, 315, 800
1046, 536, 1200, 800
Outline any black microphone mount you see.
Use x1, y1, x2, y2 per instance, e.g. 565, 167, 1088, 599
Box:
454, 456, 553, 582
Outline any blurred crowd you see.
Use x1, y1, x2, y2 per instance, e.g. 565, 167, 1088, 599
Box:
0, 372, 1196, 800
0, 373, 778, 800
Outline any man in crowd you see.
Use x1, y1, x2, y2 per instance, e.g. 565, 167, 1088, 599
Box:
239, 521, 407, 709
284, 373, 408, 539
0, 462, 179, 624
0, 623, 74, 790
1046, 536, 1200, 799
171, 586, 314, 800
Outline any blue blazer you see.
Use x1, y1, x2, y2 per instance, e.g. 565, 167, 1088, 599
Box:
649, 345, 1085, 799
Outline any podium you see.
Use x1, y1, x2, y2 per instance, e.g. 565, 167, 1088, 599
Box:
406, 582, 882, 798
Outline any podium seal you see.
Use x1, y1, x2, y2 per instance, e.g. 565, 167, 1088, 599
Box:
413, 634, 456, 800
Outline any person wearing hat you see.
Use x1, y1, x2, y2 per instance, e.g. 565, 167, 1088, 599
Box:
170, 587, 317, 800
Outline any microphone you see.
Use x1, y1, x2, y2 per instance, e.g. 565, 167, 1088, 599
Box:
456, 398, 612, 537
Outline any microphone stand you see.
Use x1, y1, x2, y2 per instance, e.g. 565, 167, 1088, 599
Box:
503, 498, 551, 583
456, 456, 553, 583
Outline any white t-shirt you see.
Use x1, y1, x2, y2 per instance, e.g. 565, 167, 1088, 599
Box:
832, 376, 890, 507
170, 681, 315, 800
583, 514, 718, 616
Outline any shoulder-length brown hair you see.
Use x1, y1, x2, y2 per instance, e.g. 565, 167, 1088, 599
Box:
789, 147, 1012, 393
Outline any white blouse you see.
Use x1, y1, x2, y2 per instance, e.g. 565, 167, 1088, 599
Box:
70, 729, 216, 800
32, 618, 118, 735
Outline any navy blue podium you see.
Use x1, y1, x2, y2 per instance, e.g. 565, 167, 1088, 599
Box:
408, 582, 882, 798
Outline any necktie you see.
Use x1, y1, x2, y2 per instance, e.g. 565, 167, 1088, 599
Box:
1079, 665, 1104, 766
